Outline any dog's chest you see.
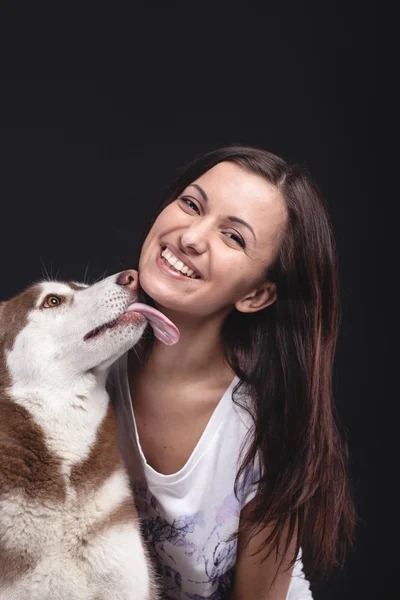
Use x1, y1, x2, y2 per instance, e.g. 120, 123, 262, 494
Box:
8, 385, 109, 475
0, 386, 129, 554
1, 467, 131, 556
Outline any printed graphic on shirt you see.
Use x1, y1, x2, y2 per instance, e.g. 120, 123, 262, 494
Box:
133, 467, 259, 600
133, 479, 239, 599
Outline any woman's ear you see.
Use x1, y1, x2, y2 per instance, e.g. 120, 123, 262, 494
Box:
234, 282, 277, 313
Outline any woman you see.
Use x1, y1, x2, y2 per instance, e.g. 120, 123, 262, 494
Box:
111, 145, 356, 599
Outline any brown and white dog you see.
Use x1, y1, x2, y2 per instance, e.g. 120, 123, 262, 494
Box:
0, 270, 179, 600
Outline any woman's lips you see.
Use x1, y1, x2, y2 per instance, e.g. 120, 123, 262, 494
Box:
156, 250, 200, 281
162, 243, 201, 278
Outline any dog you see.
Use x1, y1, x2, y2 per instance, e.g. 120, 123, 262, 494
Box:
0, 269, 179, 600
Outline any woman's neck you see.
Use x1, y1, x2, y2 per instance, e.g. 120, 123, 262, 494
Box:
131, 310, 234, 385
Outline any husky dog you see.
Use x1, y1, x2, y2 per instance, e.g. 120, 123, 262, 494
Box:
0, 270, 179, 600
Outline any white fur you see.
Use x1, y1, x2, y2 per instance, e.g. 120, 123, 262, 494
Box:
1, 527, 150, 600
0, 274, 155, 599
0, 470, 131, 556
0, 473, 150, 600
6, 383, 109, 477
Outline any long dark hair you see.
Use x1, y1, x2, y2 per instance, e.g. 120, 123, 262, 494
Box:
133, 145, 356, 581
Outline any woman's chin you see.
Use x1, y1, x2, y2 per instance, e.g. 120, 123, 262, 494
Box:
139, 275, 179, 312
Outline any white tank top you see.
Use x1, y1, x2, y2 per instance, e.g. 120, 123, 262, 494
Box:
110, 353, 313, 599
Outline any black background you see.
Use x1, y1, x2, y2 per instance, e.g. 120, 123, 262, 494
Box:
0, 5, 390, 599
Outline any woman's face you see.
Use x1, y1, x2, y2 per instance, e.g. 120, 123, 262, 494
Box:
138, 161, 287, 319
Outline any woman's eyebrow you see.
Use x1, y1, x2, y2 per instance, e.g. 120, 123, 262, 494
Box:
226, 216, 256, 241
188, 183, 256, 241
189, 183, 209, 203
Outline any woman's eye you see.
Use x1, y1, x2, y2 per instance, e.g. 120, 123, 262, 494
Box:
43, 295, 62, 308
226, 232, 246, 248
180, 197, 200, 213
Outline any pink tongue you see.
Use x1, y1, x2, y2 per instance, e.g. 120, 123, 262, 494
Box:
125, 303, 180, 345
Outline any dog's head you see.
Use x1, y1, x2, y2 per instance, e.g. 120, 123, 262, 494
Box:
0, 270, 179, 390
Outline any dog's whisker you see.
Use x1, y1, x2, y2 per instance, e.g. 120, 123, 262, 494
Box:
83, 262, 90, 285
92, 269, 110, 285
40, 257, 51, 282
132, 346, 143, 365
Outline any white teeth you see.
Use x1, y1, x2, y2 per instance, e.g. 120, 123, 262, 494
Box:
160, 248, 198, 278
162, 248, 173, 261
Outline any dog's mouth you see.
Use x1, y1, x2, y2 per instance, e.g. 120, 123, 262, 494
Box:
83, 304, 180, 346
83, 316, 123, 341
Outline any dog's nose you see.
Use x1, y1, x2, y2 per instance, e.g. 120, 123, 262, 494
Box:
116, 269, 138, 289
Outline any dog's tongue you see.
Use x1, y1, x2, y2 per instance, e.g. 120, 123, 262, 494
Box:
126, 303, 180, 345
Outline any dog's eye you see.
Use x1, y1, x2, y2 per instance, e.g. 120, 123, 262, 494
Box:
43, 295, 62, 308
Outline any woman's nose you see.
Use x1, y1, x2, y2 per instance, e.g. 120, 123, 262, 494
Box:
180, 221, 210, 254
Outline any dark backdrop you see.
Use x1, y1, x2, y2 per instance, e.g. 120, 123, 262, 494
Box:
0, 8, 387, 600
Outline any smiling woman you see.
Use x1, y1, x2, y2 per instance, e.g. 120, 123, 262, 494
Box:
138, 161, 286, 320
110, 145, 356, 600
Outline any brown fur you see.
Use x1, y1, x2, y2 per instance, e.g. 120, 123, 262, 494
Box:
0, 288, 67, 583
0, 286, 40, 352
65, 281, 87, 291
69, 403, 139, 550
85, 497, 138, 542
0, 287, 66, 503
0, 398, 66, 502
0, 543, 37, 586
70, 403, 134, 512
